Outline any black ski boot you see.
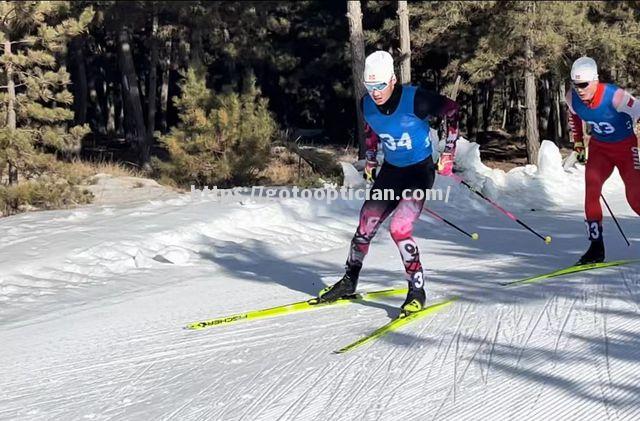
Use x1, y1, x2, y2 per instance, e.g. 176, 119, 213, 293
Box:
401, 271, 426, 315
317, 264, 361, 302
577, 221, 605, 265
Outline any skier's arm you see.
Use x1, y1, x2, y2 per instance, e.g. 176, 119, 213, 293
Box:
568, 112, 585, 145
364, 122, 378, 155
440, 99, 460, 154
360, 96, 379, 180
363, 123, 379, 181
565, 91, 586, 162
613, 88, 640, 123
414, 88, 460, 175
414, 88, 460, 153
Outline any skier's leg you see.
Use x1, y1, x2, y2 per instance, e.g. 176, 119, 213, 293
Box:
345, 198, 397, 273
584, 141, 614, 223
612, 137, 640, 216
390, 197, 428, 313
318, 165, 400, 301
389, 198, 425, 279
392, 157, 435, 313
579, 140, 614, 264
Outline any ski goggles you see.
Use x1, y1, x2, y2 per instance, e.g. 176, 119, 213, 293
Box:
364, 81, 389, 93
572, 81, 591, 89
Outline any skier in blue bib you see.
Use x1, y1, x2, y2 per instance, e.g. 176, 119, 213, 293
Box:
318, 51, 460, 315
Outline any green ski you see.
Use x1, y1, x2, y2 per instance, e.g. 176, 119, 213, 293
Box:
334, 297, 458, 354
185, 287, 408, 330
501, 259, 640, 287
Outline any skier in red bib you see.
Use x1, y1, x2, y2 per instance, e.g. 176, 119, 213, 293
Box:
566, 56, 640, 264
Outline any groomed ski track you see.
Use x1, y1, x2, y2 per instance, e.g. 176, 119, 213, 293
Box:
1, 140, 640, 420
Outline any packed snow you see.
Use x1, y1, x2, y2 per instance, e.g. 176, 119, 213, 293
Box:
1, 139, 639, 420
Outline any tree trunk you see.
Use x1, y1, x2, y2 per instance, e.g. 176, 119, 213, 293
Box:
538, 76, 551, 141
190, 26, 204, 77
450, 75, 461, 101
524, 33, 540, 164
87, 61, 103, 134
147, 10, 159, 148
549, 77, 562, 143
397, 1, 411, 84
553, 84, 561, 142
467, 90, 480, 139
117, 25, 149, 164
547, 78, 557, 142
502, 77, 509, 129
113, 81, 123, 136
558, 81, 568, 142
346, 0, 366, 159
5, 40, 16, 131
506, 77, 519, 132
160, 37, 172, 133
108, 82, 118, 135
5, 39, 17, 184
482, 81, 494, 133
69, 36, 88, 125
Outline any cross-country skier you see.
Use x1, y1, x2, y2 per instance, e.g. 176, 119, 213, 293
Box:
566, 56, 640, 264
317, 50, 460, 315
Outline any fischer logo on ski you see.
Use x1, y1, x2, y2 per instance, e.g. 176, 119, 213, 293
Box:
184, 287, 408, 331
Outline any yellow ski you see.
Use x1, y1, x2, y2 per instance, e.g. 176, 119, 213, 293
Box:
501, 259, 640, 287
334, 297, 458, 354
185, 287, 408, 330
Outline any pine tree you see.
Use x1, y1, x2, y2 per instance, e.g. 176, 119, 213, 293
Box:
156, 68, 277, 188
433, 1, 588, 163
578, 1, 640, 90
0, 1, 93, 214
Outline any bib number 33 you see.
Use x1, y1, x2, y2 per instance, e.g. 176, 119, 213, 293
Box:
586, 121, 616, 135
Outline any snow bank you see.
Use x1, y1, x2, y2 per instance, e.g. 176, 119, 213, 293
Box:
0, 136, 631, 323
448, 137, 627, 212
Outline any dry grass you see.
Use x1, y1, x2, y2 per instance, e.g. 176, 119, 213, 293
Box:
260, 147, 315, 185
59, 159, 145, 185
73, 159, 143, 177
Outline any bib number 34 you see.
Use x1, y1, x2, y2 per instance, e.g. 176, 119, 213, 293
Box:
379, 133, 416, 151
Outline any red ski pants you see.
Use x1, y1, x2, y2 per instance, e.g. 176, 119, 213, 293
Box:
585, 136, 640, 222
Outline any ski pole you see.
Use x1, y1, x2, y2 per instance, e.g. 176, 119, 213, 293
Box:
449, 174, 551, 244
601, 194, 630, 246
423, 207, 479, 240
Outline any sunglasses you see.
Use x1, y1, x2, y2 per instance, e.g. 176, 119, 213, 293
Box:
364, 81, 389, 93
573, 81, 590, 89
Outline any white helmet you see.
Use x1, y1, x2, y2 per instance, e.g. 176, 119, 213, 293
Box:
571, 57, 598, 82
364, 51, 395, 83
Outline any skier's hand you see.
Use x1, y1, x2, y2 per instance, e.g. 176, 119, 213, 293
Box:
574, 141, 586, 163
437, 152, 454, 176
363, 150, 378, 181
363, 159, 377, 182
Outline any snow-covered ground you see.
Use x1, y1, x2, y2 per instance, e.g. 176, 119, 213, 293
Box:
1, 140, 640, 420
